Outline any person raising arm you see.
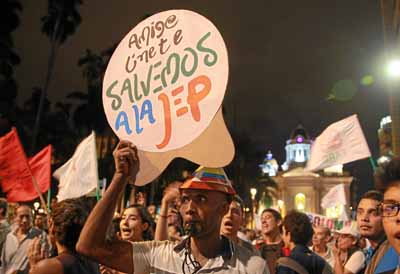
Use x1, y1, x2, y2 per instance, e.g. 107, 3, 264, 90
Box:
76, 141, 139, 274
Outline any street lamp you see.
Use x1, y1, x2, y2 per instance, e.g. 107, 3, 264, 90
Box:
33, 202, 40, 211
250, 188, 257, 200
387, 59, 400, 78
381, 2, 400, 156
384, 58, 400, 156
250, 188, 257, 229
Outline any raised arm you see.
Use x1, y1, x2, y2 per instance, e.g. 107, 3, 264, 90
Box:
76, 141, 139, 274
154, 183, 180, 241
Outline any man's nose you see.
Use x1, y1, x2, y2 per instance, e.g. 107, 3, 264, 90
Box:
361, 213, 370, 221
185, 200, 196, 215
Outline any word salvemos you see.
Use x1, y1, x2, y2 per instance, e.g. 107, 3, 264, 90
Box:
105, 15, 219, 149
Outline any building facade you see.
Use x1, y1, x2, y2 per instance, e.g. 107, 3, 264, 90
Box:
261, 125, 353, 216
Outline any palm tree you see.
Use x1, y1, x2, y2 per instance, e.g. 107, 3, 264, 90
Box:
65, 46, 117, 179
19, 87, 77, 159
31, 0, 83, 153
0, 0, 22, 135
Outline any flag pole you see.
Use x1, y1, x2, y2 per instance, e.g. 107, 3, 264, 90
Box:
11, 127, 49, 214
96, 181, 100, 201
93, 130, 100, 202
31, 175, 49, 214
369, 156, 377, 172
47, 188, 51, 212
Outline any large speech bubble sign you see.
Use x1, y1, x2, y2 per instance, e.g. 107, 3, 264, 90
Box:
103, 10, 234, 185
103, 10, 228, 152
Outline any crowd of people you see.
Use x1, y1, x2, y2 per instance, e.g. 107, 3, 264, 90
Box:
1, 140, 400, 273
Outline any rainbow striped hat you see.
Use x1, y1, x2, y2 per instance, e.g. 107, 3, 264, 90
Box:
180, 166, 236, 195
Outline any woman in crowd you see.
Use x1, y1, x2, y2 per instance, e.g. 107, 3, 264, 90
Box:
118, 205, 152, 242
28, 197, 99, 274
333, 225, 366, 274
99, 205, 153, 274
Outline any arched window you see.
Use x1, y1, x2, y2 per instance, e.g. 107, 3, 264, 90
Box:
295, 193, 306, 211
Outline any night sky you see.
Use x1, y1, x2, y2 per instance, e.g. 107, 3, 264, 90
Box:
14, 1, 387, 193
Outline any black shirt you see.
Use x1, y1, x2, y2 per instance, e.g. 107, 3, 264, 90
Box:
276, 245, 328, 274
57, 252, 100, 274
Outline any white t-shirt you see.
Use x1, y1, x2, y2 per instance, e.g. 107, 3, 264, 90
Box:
131, 239, 269, 274
344, 250, 365, 274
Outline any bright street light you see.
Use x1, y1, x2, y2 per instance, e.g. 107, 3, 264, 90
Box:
387, 59, 400, 77
250, 188, 257, 200
33, 202, 40, 210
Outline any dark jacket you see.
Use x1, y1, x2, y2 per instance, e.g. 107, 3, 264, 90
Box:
276, 245, 330, 274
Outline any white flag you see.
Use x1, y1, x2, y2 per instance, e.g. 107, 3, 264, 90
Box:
321, 184, 347, 208
306, 115, 371, 171
54, 131, 98, 201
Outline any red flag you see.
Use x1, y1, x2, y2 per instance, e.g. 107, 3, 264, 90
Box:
6, 145, 52, 202
0, 128, 32, 194
0, 128, 52, 202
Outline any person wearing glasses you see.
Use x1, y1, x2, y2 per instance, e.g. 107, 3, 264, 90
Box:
357, 190, 398, 274
377, 158, 400, 274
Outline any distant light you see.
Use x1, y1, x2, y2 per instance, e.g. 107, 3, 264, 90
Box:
377, 155, 391, 165
33, 202, 40, 210
296, 136, 304, 143
38, 208, 44, 214
250, 188, 257, 199
295, 193, 306, 212
388, 60, 400, 77
380, 115, 392, 128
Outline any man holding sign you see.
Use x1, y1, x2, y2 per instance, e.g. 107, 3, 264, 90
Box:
77, 141, 268, 274
77, 9, 260, 274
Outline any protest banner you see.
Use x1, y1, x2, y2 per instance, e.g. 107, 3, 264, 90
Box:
103, 10, 234, 185
306, 212, 353, 231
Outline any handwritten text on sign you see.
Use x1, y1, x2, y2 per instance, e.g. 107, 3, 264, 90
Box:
103, 10, 228, 152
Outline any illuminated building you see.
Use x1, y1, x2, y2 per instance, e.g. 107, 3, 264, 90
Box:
264, 125, 353, 215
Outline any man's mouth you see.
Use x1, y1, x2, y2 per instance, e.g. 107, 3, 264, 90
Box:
184, 221, 202, 236
394, 232, 400, 239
